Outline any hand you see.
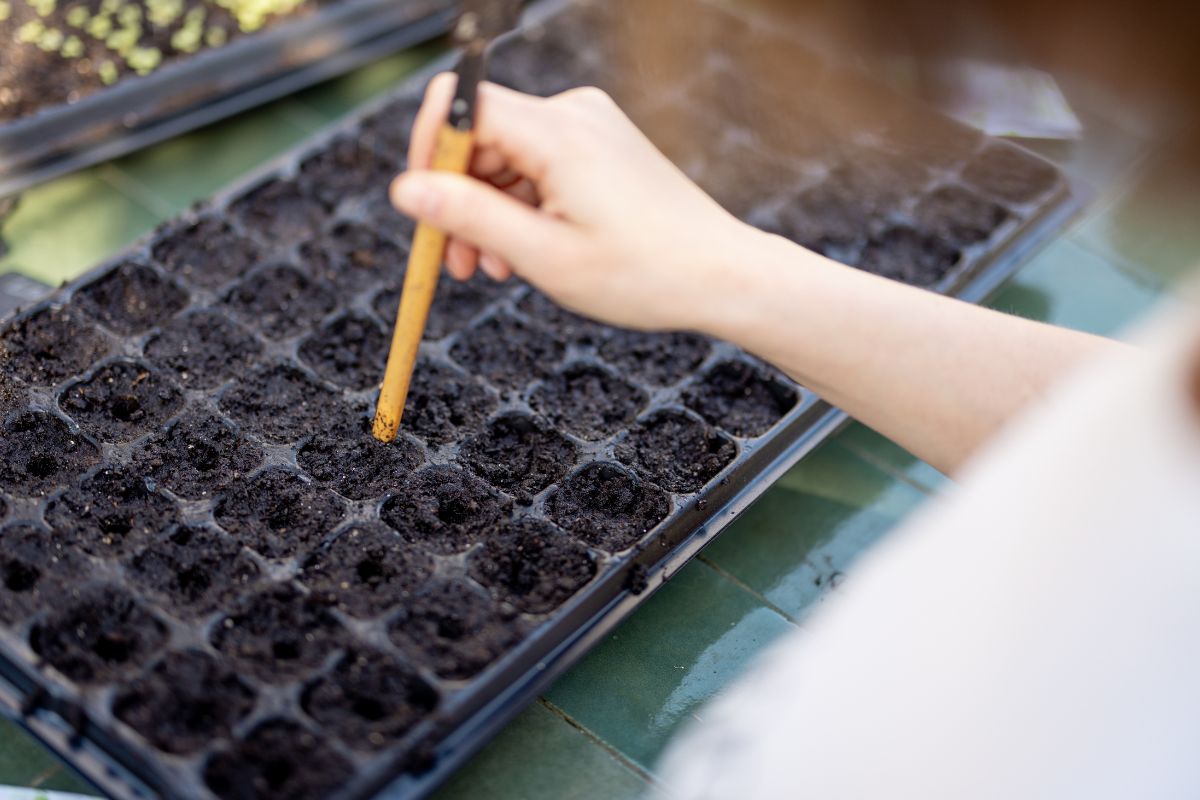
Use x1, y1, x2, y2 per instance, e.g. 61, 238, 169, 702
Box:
389, 73, 757, 332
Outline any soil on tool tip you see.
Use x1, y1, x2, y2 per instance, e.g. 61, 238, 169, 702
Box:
152, 218, 263, 290
0, 305, 111, 386
58, 359, 184, 444
300, 523, 433, 619
223, 262, 337, 341
599, 329, 711, 387
297, 417, 423, 501
468, 518, 597, 614
450, 312, 566, 392
214, 468, 346, 561
143, 309, 263, 390
218, 362, 353, 445
134, 411, 265, 500
299, 137, 400, 210
380, 465, 512, 555
547, 461, 670, 552
71, 263, 188, 335
962, 143, 1060, 204
914, 185, 1012, 249
298, 312, 389, 390
615, 409, 737, 494
401, 359, 497, 447
204, 718, 354, 800
516, 290, 610, 347
857, 226, 962, 287
0, 411, 100, 497
530, 363, 647, 442
458, 413, 578, 504
683, 360, 798, 438
300, 221, 406, 294
127, 525, 260, 618
44, 467, 179, 558
0, 522, 78, 625
231, 178, 332, 242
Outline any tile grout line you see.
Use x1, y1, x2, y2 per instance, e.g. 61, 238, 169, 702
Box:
537, 696, 661, 788
695, 555, 802, 626
831, 438, 941, 496
95, 164, 180, 221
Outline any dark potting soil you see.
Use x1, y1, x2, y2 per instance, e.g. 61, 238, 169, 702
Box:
458, 413, 577, 504
547, 461, 670, 552
71, 262, 189, 335
0, 522, 79, 625
614, 410, 737, 494
204, 718, 354, 800
530, 363, 647, 441
467, 518, 596, 614
58, 359, 184, 443
230, 179, 332, 242
599, 330, 712, 387
0, 305, 110, 386
449, 312, 565, 393
300, 221, 406, 296
127, 525, 260, 618
0, 411, 100, 497
516, 290, 610, 347
401, 359, 497, 447
372, 272, 510, 341
297, 417, 423, 501
218, 362, 353, 445
962, 143, 1061, 204
223, 262, 337, 341
152, 218, 263, 290
298, 312, 388, 390
684, 360, 798, 438
301, 649, 438, 751
213, 467, 346, 561
358, 98, 421, 161
298, 137, 401, 211
300, 523, 433, 618
44, 467, 178, 557
857, 226, 962, 287
113, 649, 256, 756
765, 181, 874, 258
380, 465, 512, 555
142, 309, 263, 390
913, 185, 1012, 249
133, 411, 265, 500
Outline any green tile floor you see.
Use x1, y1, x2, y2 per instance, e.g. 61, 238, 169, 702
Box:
1, 37, 1196, 800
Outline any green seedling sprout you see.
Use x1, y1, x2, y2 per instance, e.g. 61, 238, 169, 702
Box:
65, 4, 90, 26
61, 33, 84, 57
37, 25, 65, 51
16, 19, 46, 43
87, 13, 113, 38
29, 0, 56, 17
127, 45, 162, 74
98, 58, 119, 84
0, 0, 12, 21
204, 23, 227, 46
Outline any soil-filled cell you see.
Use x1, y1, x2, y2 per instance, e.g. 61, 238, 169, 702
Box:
683, 360, 798, 438
301, 649, 438, 750
219, 362, 354, 445
297, 136, 400, 210
458, 413, 577, 503
546, 461, 670, 552
211, 584, 348, 683
766, 181, 874, 258
204, 718, 354, 800
223, 263, 336, 341
297, 417, 423, 501
113, 649, 256, 755
401, 359, 497, 447
615, 409, 737, 493
58, 359, 184, 444
380, 465, 513, 555
598, 329, 712, 387
71, 262, 188, 335
961, 143, 1060, 205
857, 225, 962, 287
517, 290, 610, 347
0, 411, 100, 497
372, 272, 510, 341
30, 584, 167, 684
143, 309, 262, 390
388, 579, 524, 680
0, 305, 110, 386
299, 221, 405, 296
128, 525, 261, 618
301, 524, 433, 618
358, 97, 421, 161
0, 522, 78, 625
449, 312, 565, 392
151, 218, 262, 290
134, 411, 265, 500
914, 184, 1012, 248
214, 468, 346, 561
230, 178, 332, 242
298, 312, 388, 390
44, 467, 178, 557
468, 518, 596, 614
530, 363, 647, 441
489, 27, 597, 97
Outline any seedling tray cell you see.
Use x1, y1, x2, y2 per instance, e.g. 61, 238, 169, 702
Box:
0, 0, 1076, 797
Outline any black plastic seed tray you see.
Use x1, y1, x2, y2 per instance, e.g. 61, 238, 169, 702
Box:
0, 0, 457, 198
0, 0, 1077, 797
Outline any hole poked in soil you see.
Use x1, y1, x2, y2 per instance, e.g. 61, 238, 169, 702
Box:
58, 359, 184, 443
301, 524, 433, 618
127, 525, 261, 618
214, 468, 346, 561
517, 290, 611, 347
211, 584, 348, 683
30, 584, 167, 684
615, 409, 737, 493
0, 411, 100, 497
71, 262, 188, 335
402, 359, 497, 447
219, 362, 354, 445
0, 305, 110, 386
204, 718, 354, 800
449, 312, 565, 393
530, 363, 647, 441
468, 518, 596, 614
299, 221, 406, 295
301, 649, 438, 751
45, 467, 179, 557
298, 312, 388, 390
372, 271, 511, 341
297, 137, 400, 210
388, 579, 524, 680
151, 217, 262, 290
683, 360, 798, 438
856, 225, 962, 287
380, 465, 513, 555
961, 142, 1060, 205
547, 461, 670, 552
113, 649, 257, 755
133, 411, 265, 500
143, 309, 262, 390
223, 263, 337, 341
598, 329, 712, 387
0, 522, 77, 625
458, 413, 577, 503
230, 178, 332, 243
914, 184, 1013, 248
296, 417, 423, 501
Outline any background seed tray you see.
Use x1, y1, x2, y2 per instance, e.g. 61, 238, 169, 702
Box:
0, 0, 1078, 798
0, 0, 457, 198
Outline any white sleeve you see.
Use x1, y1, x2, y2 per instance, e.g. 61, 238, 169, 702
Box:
655, 299, 1200, 800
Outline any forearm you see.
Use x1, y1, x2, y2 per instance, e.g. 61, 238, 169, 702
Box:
702, 226, 1121, 475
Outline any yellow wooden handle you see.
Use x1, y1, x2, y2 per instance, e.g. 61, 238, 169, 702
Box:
373, 124, 475, 442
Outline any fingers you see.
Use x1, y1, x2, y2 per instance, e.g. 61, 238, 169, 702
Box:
444, 238, 478, 280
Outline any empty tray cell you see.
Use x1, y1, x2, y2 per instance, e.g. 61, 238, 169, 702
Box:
300, 523, 433, 618
517, 290, 610, 347
58, 359, 184, 444
458, 412, 578, 504
380, 465, 513, 555
211, 583, 348, 683
223, 263, 337, 341
372, 272, 510, 341
962, 142, 1061, 204
71, 262, 188, 335
614, 409, 737, 493
388, 579, 524, 680
684, 360, 798, 438
298, 312, 388, 390
467, 518, 596, 614
401, 359, 497, 447
230, 178, 332, 242
857, 225, 962, 287
218, 362, 354, 445
30, 584, 167, 685
301, 648, 438, 751
530, 363, 647, 441
300, 221, 406, 296
142, 309, 263, 390
598, 329, 712, 387
547, 461, 670, 552
133, 411, 265, 500
204, 718, 354, 800
914, 185, 1013, 249
44, 467, 179, 558
297, 136, 401, 210
297, 418, 423, 501
0, 522, 79, 625
449, 312, 566, 393
151, 218, 263, 290
112, 649, 257, 756
0, 305, 110, 386
0, 411, 100, 497
214, 467, 346, 561
127, 525, 261, 619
